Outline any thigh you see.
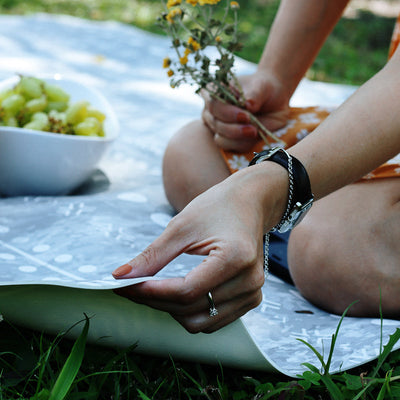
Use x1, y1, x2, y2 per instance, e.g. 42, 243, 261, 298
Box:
288, 178, 400, 318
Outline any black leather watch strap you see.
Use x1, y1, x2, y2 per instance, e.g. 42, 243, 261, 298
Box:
249, 147, 314, 230
249, 149, 312, 206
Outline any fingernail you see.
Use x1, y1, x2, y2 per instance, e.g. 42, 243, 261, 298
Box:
241, 125, 257, 138
245, 99, 255, 110
236, 111, 249, 124
112, 263, 133, 278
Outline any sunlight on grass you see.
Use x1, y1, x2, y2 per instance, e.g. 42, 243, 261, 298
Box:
0, 0, 396, 84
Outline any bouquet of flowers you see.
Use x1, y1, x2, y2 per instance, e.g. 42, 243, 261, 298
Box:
159, 0, 283, 146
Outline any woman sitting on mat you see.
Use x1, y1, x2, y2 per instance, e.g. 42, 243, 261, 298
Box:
113, 0, 400, 333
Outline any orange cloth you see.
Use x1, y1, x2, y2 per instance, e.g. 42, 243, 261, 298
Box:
221, 15, 400, 180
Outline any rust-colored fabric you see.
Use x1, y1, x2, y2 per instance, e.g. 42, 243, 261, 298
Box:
221, 15, 400, 180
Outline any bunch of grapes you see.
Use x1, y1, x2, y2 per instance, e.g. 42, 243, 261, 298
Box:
0, 76, 106, 137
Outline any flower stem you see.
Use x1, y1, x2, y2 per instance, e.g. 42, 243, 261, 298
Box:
209, 90, 285, 147
248, 113, 285, 147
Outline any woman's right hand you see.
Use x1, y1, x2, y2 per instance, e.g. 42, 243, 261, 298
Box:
201, 69, 291, 153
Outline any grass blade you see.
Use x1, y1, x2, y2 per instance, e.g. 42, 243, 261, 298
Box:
324, 301, 358, 374
372, 328, 400, 378
137, 389, 152, 400
319, 374, 344, 400
296, 339, 326, 372
48, 315, 89, 400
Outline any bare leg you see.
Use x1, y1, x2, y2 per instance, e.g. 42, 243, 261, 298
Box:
164, 121, 400, 318
163, 119, 230, 211
288, 178, 400, 319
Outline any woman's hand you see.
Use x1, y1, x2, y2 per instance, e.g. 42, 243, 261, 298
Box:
112, 164, 288, 333
201, 70, 291, 153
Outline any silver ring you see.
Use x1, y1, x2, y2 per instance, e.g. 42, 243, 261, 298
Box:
207, 291, 218, 317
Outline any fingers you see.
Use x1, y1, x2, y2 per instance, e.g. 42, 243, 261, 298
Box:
112, 217, 191, 279
114, 243, 265, 333
202, 108, 257, 139
175, 291, 263, 334
201, 89, 257, 137
200, 86, 288, 152
213, 133, 259, 153
114, 265, 265, 333
202, 106, 259, 152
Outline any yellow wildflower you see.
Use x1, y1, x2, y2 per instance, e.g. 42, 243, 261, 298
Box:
188, 36, 201, 51
179, 55, 189, 65
163, 57, 171, 68
184, 47, 191, 56
186, 0, 198, 5
167, 0, 182, 8
215, 36, 222, 43
167, 69, 174, 77
166, 8, 182, 23
230, 1, 239, 9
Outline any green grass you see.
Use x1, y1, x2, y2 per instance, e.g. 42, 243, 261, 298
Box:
0, 0, 396, 85
1, 314, 400, 399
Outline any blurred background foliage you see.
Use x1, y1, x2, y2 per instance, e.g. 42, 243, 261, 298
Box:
0, 0, 398, 82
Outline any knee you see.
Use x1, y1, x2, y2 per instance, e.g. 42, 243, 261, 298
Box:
288, 219, 400, 319
162, 125, 190, 210
162, 121, 200, 211
162, 119, 229, 211
287, 222, 333, 310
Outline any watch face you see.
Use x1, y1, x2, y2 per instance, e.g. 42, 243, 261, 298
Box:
277, 200, 313, 233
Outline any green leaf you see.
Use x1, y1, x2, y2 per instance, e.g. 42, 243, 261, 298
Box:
137, 389, 152, 400
297, 339, 326, 371
320, 374, 344, 400
30, 388, 50, 400
301, 370, 321, 385
376, 382, 387, 400
298, 370, 321, 391
48, 315, 90, 400
301, 362, 321, 374
298, 379, 312, 391
390, 384, 400, 397
344, 373, 363, 390
324, 301, 358, 374
373, 328, 400, 378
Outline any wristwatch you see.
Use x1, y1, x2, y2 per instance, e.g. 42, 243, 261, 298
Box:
249, 147, 314, 232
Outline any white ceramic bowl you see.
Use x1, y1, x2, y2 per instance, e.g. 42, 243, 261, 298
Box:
0, 75, 119, 196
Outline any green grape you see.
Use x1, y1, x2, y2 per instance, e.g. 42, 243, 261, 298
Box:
65, 101, 88, 125
87, 107, 106, 122
0, 89, 13, 103
46, 101, 68, 112
44, 83, 70, 102
23, 120, 46, 131
1, 93, 25, 115
74, 117, 101, 136
7, 116, 18, 127
18, 76, 43, 99
0, 76, 107, 137
25, 95, 47, 113
48, 109, 67, 123
32, 112, 49, 123
0, 116, 18, 127
24, 112, 49, 131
